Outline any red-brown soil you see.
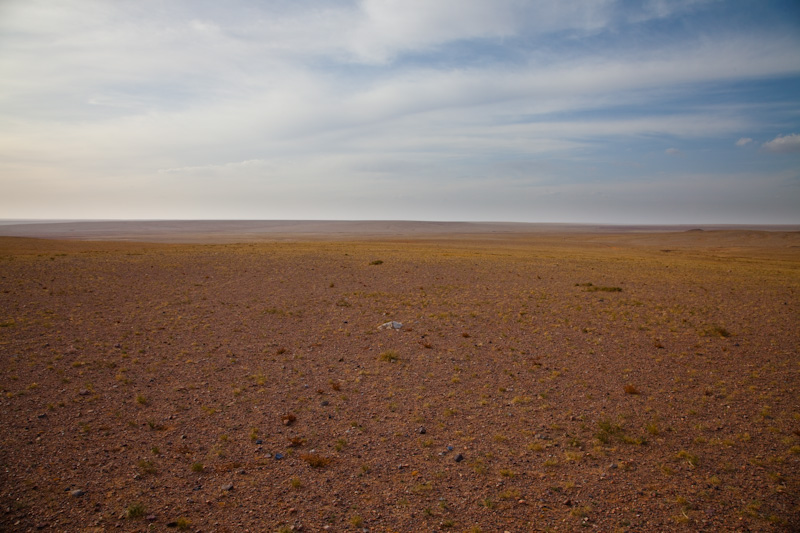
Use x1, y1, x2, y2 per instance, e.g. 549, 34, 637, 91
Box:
1, 230, 798, 532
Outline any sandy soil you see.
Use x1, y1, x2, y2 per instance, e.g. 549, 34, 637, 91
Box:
0, 229, 798, 532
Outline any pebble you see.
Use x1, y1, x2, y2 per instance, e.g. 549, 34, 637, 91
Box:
255, 439, 263, 445
221, 483, 233, 491
446, 445, 454, 451
275, 453, 284, 460
454, 454, 464, 462
417, 426, 426, 434
70, 489, 85, 497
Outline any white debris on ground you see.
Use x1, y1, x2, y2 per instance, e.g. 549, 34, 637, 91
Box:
378, 321, 403, 330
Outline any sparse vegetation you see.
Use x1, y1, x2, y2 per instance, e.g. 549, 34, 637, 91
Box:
125, 502, 146, 519
300, 453, 332, 468
138, 459, 157, 475
703, 325, 732, 338
1, 228, 796, 530
676, 450, 699, 468
576, 283, 622, 292
379, 349, 399, 362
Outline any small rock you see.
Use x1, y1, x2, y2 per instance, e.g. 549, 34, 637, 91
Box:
446, 445, 454, 451
146, 514, 157, 521
37, 413, 47, 419
221, 483, 233, 491
454, 454, 464, 462
78, 389, 90, 396
417, 426, 426, 434
275, 453, 284, 460
166, 521, 178, 528
378, 321, 403, 330
70, 489, 85, 497
321, 401, 329, 406
564, 498, 572, 506
255, 439, 263, 445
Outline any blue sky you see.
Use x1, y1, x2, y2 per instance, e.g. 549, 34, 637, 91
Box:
1, 0, 799, 223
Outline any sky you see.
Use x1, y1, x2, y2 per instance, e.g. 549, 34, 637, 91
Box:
1, 0, 799, 224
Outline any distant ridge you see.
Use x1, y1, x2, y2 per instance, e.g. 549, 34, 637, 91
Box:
0, 220, 797, 243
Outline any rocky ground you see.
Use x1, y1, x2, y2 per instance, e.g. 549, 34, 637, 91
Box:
0, 232, 798, 532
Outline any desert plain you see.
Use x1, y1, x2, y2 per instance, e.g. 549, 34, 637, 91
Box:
0, 222, 798, 532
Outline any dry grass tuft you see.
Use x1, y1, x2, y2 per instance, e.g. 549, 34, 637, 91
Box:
300, 453, 332, 468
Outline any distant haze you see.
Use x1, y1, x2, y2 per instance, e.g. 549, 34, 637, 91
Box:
1, 1, 799, 223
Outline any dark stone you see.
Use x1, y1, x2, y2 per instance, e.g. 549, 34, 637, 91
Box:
454, 454, 464, 462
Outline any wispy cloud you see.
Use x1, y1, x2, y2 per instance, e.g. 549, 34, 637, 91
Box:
762, 133, 800, 154
0, 0, 798, 222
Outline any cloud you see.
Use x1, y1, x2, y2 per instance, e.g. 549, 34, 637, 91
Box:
1, 0, 799, 223
762, 133, 800, 154
665, 148, 680, 155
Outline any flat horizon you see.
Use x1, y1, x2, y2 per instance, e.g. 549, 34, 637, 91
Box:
1, 219, 798, 245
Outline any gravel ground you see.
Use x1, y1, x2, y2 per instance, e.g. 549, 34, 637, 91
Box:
1, 232, 798, 532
